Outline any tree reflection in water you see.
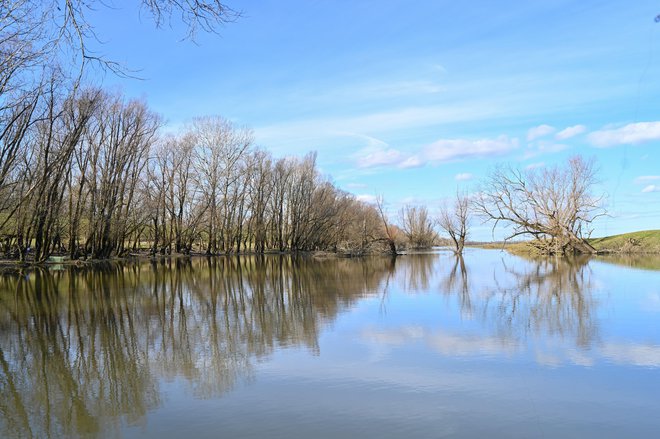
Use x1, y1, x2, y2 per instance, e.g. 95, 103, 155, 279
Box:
435, 253, 599, 349
0, 256, 394, 439
492, 255, 598, 348
0, 251, 648, 438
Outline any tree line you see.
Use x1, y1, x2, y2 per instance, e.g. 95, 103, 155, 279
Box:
0, 78, 605, 261
0, 89, 403, 261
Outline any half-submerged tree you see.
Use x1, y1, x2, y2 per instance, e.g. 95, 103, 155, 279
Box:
474, 156, 605, 255
399, 204, 436, 249
438, 191, 470, 254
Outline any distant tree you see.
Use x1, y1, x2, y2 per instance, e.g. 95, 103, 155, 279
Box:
398, 204, 436, 249
438, 191, 470, 254
474, 156, 605, 255
376, 196, 398, 255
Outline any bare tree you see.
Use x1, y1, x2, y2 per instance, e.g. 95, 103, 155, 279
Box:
376, 196, 398, 255
1, 0, 238, 77
398, 204, 436, 249
192, 116, 253, 254
438, 191, 470, 254
474, 156, 605, 255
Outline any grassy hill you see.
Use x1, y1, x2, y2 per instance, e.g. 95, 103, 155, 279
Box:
589, 230, 660, 253
470, 230, 660, 255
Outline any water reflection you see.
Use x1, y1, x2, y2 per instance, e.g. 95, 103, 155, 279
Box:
0, 251, 659, 438
439, 255, 471, 316
488, 255, 598, 348
0, 256, 393, 439
596, 253, 660, 271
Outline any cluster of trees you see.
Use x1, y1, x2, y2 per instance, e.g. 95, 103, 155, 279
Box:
0, 94, 401, 262
0, 87, 604, 262
145, 117, 398, 257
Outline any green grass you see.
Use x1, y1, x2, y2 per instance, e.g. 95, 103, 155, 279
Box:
589, 230, 660, 253
469, 230, 660, 255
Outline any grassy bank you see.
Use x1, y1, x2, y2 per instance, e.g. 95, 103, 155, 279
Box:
470, 230, 660, 255
588, 230, 660, 254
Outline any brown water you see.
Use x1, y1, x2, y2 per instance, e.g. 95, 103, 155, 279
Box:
1, 249, 659, 438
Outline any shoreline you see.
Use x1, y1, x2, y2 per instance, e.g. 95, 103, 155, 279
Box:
0, 249, 396, 271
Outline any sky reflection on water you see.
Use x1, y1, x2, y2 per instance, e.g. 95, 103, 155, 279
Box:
0, 249, 659, 438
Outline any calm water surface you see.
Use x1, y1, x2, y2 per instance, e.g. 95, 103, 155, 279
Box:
1, 248, 659, 438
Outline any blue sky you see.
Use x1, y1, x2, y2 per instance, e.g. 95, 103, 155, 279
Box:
90, 0, 660, 240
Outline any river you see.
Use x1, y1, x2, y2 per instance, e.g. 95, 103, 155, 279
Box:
1, 248, 659, 438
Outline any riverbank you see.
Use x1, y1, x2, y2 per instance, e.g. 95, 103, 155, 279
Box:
469, 230, 660, 256
0, 248, 392, 271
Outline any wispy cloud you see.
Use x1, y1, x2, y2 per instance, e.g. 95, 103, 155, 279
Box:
525, 162, 545, 170
399, 156, 424, 169
455, 173, 474, 181
642, 185, 660, 193
355, 194, 378, 204
423, 135, 519, 163
355, 146, 406, 168
363, 327, 660, 368
601, 342, 660, 367
256, 102, 513, 148
555, 124, 586, 140
353, 135, 518, 169
588, 121, 660, 147
524, 140, 570, 159
351, 134, 406, 168
634, 175, 660, 184
526, 124, 556, 141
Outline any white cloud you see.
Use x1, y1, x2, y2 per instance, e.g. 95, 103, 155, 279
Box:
356, 194, 378, 204
601, 342, 660, 367
399, 155, 424, 169
362, 327, 660, 368
424, 135, 519, 163
526, 124, 556, 141
588, 121, 660, 147
523, 140, 569, 159
555, 124, 587, 140
426, 333, 518, 357
642, 185, 660, 193
536, 141, 569, 154
352, 135, 518, 169
346, 182, 368, 189
362, 327, 518, 358
257, 103, 514, 150
355, 147, 405, 168
525, 162, 545, 170
455, 173, 474, 181
352, 135, 407, 168
635, 175, 660, 184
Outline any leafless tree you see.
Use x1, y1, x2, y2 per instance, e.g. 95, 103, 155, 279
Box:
438, 191, 470, 254
474, 156, 605, 254
1, 0, 238, 77
192, 116, 253, 254
80, 92, 159, 258
376, 196, 398, 255
398, 204, 436, 250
